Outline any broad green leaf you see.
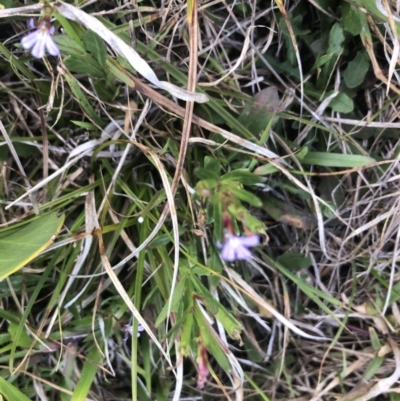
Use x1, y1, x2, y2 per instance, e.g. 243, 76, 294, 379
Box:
64, 54, 105, 78
277, 252, 312, 271
0, 213, 65, 280
194, 168, 220, 181
328, 23, 345, 55
341, 3, 363, 35
329, 92, 354, 113
343, 50, 370, 88
53, 35, 86, 56
8, 323, 31, 348
82, 30, 107, 67
204, 156, 221, 175
237, 87, 280, 135
0, 377, 31, 401
299, 151, 374, 167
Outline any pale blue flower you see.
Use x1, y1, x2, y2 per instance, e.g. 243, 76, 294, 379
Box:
123, 323, 145, 341
21, 18, 59, 59
219, 234, 259, 262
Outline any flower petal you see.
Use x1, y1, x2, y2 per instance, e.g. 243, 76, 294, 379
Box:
234, 245, 253, 260
45, 35, 60, 56
31, 34, 46, 58
238, 235, 259, 247
221, 242, 236, 262
27, 18, 35, 29
21, 31, 40, 49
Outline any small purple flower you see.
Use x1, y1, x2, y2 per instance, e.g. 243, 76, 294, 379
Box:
123, 323, 145, 341
21, 18, 59, 59
219, 234, 259, 262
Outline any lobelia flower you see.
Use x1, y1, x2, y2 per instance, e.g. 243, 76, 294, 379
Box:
21, 18, 59, 59
219, 233, 259, 262
123, 323, 145, 341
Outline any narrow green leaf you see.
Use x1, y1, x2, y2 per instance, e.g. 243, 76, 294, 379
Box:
212, 199, 223, 242
63, 70, 104, 127
71, 121, 97, 129
71, 344, 103, 401
363, 355, 384, 381
221, 169, 265, 185
0, 377, 31, 401
299, 151, 374, 167
155, 275, 188, 326
194, 306, 231, 372
229, 186, 262, 207
178, 307, 194, 357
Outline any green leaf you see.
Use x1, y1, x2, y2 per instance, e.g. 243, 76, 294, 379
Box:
81, 30, 107, 68
71, 344, 103, 401
343, 50, 370, 88
179, 307, 194, 356
214, 305, 242, 340
253, 163, 279, 175
63, 71, 104, 127
341, 3, 363, 35
328, 93, 354, 113
149, 234, 172, 248
194, 306, 231, 371
363, 355, 384, 381
194, 168, 220, 181
299, 151, 374, 167
155, 275, 188, 327
0, 376, 31, 401
71, 121, 97, 129
228, 186, 262, 207
221, 169, 265, 185
204, 156, 221, 176
64, 54, 105, 78
328, 23, 345, 55
277, 252, 312, 271
237, 87, 280, 135
8, 323, 31, 348
0, 213, 65, 280
213, 199, 223, 242
53, 35, 86, 56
